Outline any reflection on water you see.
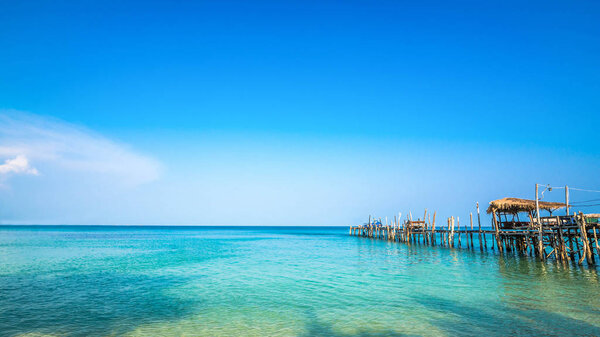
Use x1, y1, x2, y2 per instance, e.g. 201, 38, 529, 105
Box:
0, 226, 599, 337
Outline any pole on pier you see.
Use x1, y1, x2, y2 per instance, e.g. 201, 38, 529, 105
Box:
556, 215, 567, 262
457, 217, 461, 247
492, 210, 502, 253
469, 213, 474, 249
427, 214, 432, 245
424, 209, 428, 244
526, 212, 535, 256
576, 212, 592, 265
592, 227, 600, 259
565, 185, 570, 216
535, 184, 544, 258
477, 202, 484, 251
450, 217, 455, 247
398, 212, 402, 242
432, 212, 436, 245
447, 219, 449, 247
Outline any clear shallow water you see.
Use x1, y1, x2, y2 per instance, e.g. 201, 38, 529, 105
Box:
1, 226, 599, 337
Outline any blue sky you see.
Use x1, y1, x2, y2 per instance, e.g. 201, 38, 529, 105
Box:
1, 0, 599, 225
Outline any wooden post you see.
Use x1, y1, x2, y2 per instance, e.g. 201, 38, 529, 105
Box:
404, 219, 408, 243
384, 217, 387, 240
443, 227, 446, 246
582, 213, 594, 264
423, 209, 428, 244
525, 212, 534, 257
573, 227, 582, 261
492, 210, 502, 253
399, 220, 403, 242
577, 213, 592, 265
400, 213, 403, 242
450, 217, 455, 247
469, 213, 474, 249
565, 185, 570, 216
535, 184, 544, 258
444, 219, 447, 247
555, 216, 567, 262
445, 225, 448, 247
446, 219, 450, 247
548, 220, 558, 260
476, 202, 484, 251
457, 217, 461, 247
567, 227, 575, 261
431, 212, 436, 245
592, 227, 600, 259
427, 214, 431, 245
406, 216, 410, 244
586, 236, 595, 264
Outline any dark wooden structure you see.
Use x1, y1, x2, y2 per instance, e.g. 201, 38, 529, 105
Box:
350, 197, 600, 266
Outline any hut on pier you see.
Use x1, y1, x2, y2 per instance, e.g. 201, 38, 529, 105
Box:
487, 197, 566, 229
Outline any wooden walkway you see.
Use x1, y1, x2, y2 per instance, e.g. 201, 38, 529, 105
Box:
349, 211, 600, 266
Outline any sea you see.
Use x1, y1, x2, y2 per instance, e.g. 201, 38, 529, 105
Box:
1, 226, 599, 336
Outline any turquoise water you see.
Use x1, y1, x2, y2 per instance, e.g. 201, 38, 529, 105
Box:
1, 226, 599, 337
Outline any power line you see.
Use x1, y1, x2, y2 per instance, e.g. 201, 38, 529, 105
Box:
570, 198, 600, 204
543, 186, 600, 193
568, 187, 600, 193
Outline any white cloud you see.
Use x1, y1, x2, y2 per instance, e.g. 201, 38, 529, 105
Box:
0, 110, 161, 185
0, 154, 38, 176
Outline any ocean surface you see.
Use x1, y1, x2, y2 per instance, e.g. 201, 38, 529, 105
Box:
1, 226, 599, 337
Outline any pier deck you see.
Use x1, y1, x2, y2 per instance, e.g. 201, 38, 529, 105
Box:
350, 208, 600, 265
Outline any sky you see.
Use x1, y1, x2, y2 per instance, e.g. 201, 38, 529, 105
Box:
0, 0, 599, 225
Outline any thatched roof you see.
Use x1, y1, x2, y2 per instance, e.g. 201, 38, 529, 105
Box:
487, 197, 565, 214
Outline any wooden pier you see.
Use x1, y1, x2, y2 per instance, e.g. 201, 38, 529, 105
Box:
350, 196, 600, 266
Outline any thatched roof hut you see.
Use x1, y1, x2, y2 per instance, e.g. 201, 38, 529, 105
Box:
487, 197, 565, 214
